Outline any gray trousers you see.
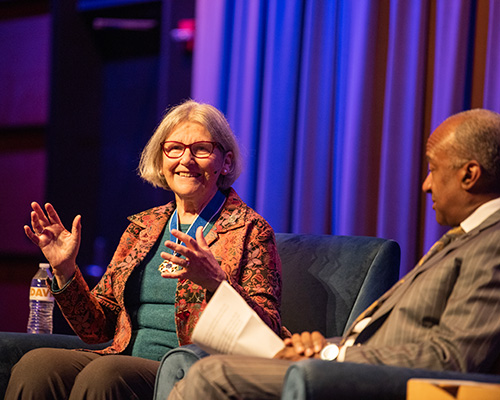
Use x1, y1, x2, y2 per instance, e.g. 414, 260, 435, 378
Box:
5, 348, 159, 400
168, 355, 293, 400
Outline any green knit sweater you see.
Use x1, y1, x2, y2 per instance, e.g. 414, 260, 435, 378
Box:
125, 224, 178, 361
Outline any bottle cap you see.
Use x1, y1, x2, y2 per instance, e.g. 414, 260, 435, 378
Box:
39, 263, 51, 269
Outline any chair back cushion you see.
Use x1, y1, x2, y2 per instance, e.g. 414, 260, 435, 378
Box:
152, 233, 400, 399
276, 233, 400, 337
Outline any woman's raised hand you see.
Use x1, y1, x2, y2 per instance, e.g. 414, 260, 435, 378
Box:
160, 226, 227, 292
24, 202, 81, 287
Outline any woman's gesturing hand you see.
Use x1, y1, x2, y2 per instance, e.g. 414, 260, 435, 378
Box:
160, 226, 227, 292
24, 202, 81, 287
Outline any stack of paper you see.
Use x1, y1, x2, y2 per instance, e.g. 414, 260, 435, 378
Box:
192, 281, 285, 358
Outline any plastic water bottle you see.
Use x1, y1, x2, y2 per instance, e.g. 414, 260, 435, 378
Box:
27, 263, 54, 334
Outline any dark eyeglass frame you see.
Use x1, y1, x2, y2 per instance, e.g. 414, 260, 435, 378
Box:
161, 140, 223, 159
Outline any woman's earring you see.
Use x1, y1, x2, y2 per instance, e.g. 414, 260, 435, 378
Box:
222, 168, 228, 175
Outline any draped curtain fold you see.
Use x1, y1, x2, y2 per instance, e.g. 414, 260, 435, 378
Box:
377, 0, 429, 273
192, 0, 498, 275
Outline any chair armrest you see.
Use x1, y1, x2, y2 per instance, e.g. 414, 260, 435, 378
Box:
281, 360, 500, 400
0, 331, 109, 399
153, 344, 209, 400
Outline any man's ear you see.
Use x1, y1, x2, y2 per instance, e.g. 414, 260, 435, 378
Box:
461, 160, 481, 189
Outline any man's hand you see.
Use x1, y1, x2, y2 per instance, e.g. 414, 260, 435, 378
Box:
273, 331, 327, 361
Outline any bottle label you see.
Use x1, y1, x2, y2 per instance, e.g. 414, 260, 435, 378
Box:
30, 286, 55, 301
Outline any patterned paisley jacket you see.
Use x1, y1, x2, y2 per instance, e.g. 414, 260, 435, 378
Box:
52, 188, 282, 355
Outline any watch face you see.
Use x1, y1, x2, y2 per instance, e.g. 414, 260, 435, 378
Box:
320, 344, 339, 361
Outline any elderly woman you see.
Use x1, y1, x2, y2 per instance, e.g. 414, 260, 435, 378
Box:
6, 100, 282, 400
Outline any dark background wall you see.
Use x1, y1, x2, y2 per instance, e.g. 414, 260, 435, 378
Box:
0, 0, 194, 333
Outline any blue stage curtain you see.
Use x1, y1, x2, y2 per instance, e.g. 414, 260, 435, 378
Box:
191, 0, 498, 275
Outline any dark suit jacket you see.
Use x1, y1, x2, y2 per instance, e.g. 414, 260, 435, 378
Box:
343, 209, 500, 373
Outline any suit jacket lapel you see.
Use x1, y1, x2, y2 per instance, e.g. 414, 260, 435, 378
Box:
204, 189, 246, 246
358, 209, 500, 337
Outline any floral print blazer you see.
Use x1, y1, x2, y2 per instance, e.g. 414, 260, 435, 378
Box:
52, 188, 282, 354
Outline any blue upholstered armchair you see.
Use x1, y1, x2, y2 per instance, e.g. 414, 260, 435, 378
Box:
0, 233, 402, 399
281, 360, 500, 400
152, 233, 401, 399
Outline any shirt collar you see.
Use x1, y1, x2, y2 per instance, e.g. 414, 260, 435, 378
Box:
460, 197, 500, 233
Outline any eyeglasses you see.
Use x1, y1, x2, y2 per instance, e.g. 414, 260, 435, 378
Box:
161, 141, 222, 159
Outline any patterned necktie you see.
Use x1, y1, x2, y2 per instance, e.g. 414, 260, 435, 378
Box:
341, 225, 466, 345
416, 225, 465, 267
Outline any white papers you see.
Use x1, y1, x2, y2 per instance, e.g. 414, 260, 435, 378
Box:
192, 281, 285, 358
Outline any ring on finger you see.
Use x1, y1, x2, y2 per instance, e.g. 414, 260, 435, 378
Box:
159, 261, 182, 274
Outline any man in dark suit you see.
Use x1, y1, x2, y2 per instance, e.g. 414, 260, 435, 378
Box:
168, 109, 500, 400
